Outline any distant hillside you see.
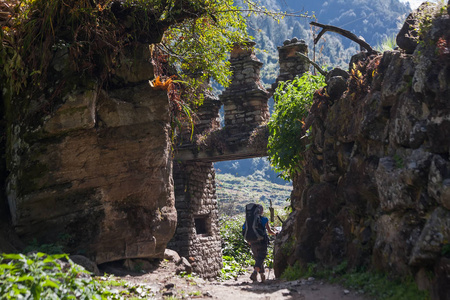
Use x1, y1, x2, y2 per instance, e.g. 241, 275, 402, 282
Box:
249, 0, 410, 83
215, 172, 292, 216
279, 0, 410, 46
214, 157, 287, 184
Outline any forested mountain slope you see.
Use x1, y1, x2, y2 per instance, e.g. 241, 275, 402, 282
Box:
249, 0, 410, 84
279, 0, 409, 45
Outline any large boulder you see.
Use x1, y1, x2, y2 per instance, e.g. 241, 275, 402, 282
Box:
409, 207, 450, 266
396, 2, 437, 54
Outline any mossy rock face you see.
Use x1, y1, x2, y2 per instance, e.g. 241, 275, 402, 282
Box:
276, 12, 450, 296
110, 44, 155, 87
5, 54, 176, 263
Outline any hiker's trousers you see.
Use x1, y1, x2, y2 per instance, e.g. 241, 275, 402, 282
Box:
250, 240, 268, 272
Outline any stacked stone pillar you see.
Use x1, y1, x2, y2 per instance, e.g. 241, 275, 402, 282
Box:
271, 38, 310, 93
220, 42, 270, 131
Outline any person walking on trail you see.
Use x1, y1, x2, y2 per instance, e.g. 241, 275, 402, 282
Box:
242, 203, 278, 283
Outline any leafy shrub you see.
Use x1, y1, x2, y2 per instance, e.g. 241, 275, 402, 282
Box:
268, 73, 325, 180
376, 34, 397, 52
219, 215, 253, 266
442, 243, 450, 256
280, 262, 306, 281
280, 262, 331, 281
23, 237, 68, 254
220, 256, 246, 280
0, 252, 122, 300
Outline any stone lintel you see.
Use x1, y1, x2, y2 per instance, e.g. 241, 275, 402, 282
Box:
220, 87, 270, 100
175, 145, 268, 162
174, 125, 269, 163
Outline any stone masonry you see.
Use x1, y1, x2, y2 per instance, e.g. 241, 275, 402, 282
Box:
220, 42, 270, 130
271, 38, 309, 93
168, 161, 222, 279
193, 89, 222, 134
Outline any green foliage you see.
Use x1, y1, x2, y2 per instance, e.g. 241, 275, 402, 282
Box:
97, 275, 127, 287
120, 282, 156, 299
414, 1, 447, 40
177, 271, 198, 281
280, 262, 310, 281
0, 253, 159, 299
23, 239, 64, 255
0, 0, 300, 140
220, 256, 246, 280
188, 290, 202, 296
162, 0, 249, 90
393, 154, 404, 169
23, 234, 73, 254
268, 73, 325, 180
376, 34, 397, 52
0, 0, 292, 99
0, 252, 122, 299
442, 243, 450, 256
1, 0, 110, 95
219, 215, 253, 266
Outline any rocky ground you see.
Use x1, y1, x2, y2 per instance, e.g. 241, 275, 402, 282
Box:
99, 259, 369, 300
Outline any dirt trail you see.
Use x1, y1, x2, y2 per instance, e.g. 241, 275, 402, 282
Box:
100, 260, 369, 300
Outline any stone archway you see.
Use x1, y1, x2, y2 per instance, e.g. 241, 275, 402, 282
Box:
168, 39, 309, 278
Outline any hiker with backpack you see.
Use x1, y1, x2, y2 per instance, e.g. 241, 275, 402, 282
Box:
242, 203, 278, 283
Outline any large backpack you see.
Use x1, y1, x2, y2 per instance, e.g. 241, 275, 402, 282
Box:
242, 203, 266, 243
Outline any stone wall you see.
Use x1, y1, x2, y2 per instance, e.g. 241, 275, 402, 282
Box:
169, 161, 222, 278
274, 6, 450, 298
5, 43, 177, 263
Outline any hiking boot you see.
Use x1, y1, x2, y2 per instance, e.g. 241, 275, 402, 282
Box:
250, 271, 258, 282
260, 273, 265, 283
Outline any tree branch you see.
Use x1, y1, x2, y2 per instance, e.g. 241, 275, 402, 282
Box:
296, 52, 328, 77
310, 21, 377, 54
